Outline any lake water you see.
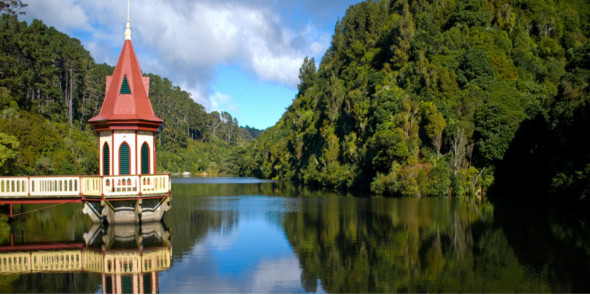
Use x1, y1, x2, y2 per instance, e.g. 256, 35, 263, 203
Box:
1, 177, 589, 293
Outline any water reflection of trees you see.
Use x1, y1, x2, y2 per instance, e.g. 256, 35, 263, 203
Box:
170, 181, 363, 199
493, 200, 590, 293
167, 181, 590, 293
283, 197, 557, 293
0, 272, 99, 294
1, 203, 93, 244
0, 204, 98, 293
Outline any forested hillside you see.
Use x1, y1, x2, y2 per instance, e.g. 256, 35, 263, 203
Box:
232, 0, 590, 199
0, 11, 259, 176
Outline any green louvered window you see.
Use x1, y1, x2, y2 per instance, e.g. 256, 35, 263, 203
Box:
122, 276, 132, 294
141, 143, 150, 174
143, 274, 152, 293
103, 143, 110, 176
106, 277, 112, 294
120, 76, 131, 94
119, 143, 130, 175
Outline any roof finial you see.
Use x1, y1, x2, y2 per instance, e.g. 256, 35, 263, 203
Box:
124, 0, 131, 40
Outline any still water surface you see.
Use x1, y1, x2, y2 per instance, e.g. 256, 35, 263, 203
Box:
0, 177, 589, 293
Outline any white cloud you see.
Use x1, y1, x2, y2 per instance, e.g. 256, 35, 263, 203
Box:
131, 1, 306, 87
209, 92, 238, 114
25, 0, 89, 31
24, 0, 342, 112
249, 256, 303, 293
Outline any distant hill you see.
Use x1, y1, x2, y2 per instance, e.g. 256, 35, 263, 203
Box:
243, 125, 264, 139
232, 0, 590, 199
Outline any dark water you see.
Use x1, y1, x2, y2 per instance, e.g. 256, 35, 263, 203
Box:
1, 177, 590, 293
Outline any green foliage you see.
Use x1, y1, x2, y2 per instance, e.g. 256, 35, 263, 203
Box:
243, 125, 263, 139
426, 158, 452, 196
0, 111, 98, 175
457, 48, 497, 87
158, 136, 235, 175
234, 0, 590, 198
0, 131, 19, 174
492, 40, 590, 201
421, 101, 446, 156
297, 56, 316, 95
473, 104, 518, 166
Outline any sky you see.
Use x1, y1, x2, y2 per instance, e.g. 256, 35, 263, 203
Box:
22, 0, 360, 130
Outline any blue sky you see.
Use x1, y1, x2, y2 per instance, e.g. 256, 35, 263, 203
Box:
23, 0, 360, 130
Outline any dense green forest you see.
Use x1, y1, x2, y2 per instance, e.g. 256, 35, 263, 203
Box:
231, 0, 590, 200
0, 7, 259, 176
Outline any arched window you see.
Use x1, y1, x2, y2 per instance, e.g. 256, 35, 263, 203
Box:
119, 142, 130, 175
141, 142, 150, 174
103, 143, 110, 176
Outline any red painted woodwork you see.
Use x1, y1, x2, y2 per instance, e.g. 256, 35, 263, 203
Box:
0, 199, 83, 205
111, 131, 115, 175
89, 40, 162, 131
153, 136, 157, 173
0, 242, 85, 252
135, 131, 138, 174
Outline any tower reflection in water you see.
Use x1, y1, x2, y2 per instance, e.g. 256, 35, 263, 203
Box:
0, 222, 172, 294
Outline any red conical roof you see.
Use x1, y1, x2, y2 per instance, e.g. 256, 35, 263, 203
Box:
89, 40, 163, 132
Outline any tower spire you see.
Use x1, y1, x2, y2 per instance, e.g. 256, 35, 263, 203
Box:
125, 0, 131, 40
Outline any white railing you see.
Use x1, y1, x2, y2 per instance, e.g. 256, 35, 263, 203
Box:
0, 174, 170, 199
103, 176, 139, 196
0, 247, 172, 274
0, 177, 29, 197
82, 250, 104, 273
140, 175, 170, 195
104, 252, 142, 274
30, 177, 80, 197
81, 177, 102, 196
141, 248, 172, 272
0, 252, 31, 273
31, 250, 82, 272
